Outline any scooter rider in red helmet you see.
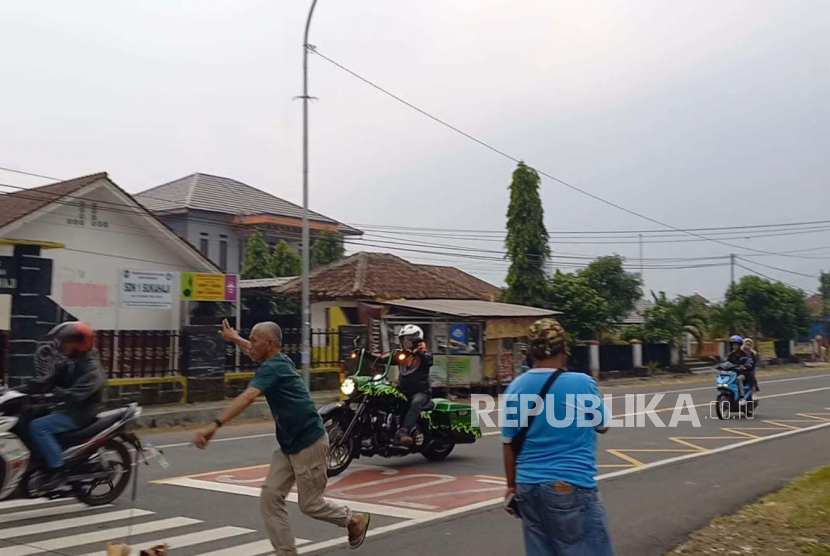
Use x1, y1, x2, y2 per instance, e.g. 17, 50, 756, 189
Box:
19, 322, 107, 487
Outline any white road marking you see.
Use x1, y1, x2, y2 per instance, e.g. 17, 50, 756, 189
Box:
0, 517, 200, 556
477, 385, 830, 434
156, 477, 433, 520
0, 503, 92, 525
0, 509, 154, 539
82, 526, 254, 556
0, 499, 72, 512
194, 538, 311, 556
155, 433, 276, 450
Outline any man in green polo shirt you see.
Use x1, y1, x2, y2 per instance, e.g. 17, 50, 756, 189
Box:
194, 320, 370, 554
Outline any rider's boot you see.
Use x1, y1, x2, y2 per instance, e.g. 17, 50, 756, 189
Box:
395, 428, 414, 447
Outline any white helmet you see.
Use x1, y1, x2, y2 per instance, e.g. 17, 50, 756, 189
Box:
397, 324, 424, 346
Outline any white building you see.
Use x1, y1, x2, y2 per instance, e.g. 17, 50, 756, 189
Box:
0, 173, 218, 331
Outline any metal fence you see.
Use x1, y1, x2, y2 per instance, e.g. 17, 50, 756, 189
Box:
224, 328, 341, 372
96, 330, 180, 378
600, 344, 634, 372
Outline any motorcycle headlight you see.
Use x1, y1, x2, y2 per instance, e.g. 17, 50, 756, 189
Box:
340, 378, 356, 396
717, 384, 727, 388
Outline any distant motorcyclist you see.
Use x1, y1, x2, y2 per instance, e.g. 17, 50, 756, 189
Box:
18, 322, 106, 485
741, 338, 760, 394
726, 335, 745, 366
395, 324, 433, 447
725, 334, 756, 403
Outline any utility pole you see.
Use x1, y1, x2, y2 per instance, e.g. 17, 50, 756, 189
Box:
300, 0, 320, 389
730, 253, 736, 287
639, 233, 644, 281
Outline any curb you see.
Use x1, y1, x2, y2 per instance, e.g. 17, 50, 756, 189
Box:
135, 394, 340, 429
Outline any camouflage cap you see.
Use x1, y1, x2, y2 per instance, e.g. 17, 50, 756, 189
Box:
527, 318, 568, 359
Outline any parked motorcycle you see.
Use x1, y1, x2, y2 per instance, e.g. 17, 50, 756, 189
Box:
319, 342, 481, 476
0, 388, 148, 505
714, 362, 758, 419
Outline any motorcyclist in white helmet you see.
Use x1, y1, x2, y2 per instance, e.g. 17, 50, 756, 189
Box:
395, 324, 434, 447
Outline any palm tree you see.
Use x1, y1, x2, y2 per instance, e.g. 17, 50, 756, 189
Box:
647, 292, 707, 361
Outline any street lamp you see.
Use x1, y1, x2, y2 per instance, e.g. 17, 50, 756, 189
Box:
301, 0, 319, 388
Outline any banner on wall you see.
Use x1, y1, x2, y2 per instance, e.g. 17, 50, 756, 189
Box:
180, 272, 238, 301
757, 340, 777, 359
120, 270, 173, 309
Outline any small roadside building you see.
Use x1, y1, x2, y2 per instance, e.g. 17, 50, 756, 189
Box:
379, 299, 558, 387
272, 252, 555, 386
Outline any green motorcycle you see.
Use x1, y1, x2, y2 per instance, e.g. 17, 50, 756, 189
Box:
318, 343, 481, 476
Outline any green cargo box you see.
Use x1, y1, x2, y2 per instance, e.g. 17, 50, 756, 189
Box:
425, 398, 482, 443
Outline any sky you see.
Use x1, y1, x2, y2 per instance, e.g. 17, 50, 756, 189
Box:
1, 0, 828, 301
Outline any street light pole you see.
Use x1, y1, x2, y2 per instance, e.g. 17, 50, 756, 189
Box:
301, 0, 319, 389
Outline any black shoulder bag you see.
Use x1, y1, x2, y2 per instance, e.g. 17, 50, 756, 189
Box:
511, 369, 565, 456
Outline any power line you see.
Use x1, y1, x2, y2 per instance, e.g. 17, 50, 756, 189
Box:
310, 48, 801, 258
5, 176, 830, 254
735, 262, 818, 294
735, 257, 819, 280
353, 218, 830, 236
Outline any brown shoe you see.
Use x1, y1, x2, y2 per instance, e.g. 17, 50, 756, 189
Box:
395, 430, 414, 447
348, 512, 371, 549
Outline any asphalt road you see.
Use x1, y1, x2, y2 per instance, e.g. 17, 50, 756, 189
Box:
1, 369, 829, 555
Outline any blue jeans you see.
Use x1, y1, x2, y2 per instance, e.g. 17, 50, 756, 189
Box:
516, 482, 614, 556
29, 413, 78, 469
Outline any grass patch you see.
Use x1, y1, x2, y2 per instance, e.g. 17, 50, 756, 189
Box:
668, 466, 830, 555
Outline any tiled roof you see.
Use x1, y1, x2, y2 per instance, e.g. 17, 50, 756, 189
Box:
807, 293, 822, 317
418, 265, 501, 301
274, 252, 492, 301
136, 173, 361, 235
0, 173, 107, 230
381, 299, 558, 318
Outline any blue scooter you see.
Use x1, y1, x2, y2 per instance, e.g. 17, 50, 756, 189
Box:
714, 362, 757, 419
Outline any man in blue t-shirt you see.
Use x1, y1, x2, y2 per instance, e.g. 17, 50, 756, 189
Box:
194, 320, 370, 554
502, 318, 614, 555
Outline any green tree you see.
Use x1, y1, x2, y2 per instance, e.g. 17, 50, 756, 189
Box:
820, 271, 830, 317
579, 256, 642, 324
504, 162, 550, 306
709, 300, 754, 338
270, 240, 302, 278
643, 292, 707, 348
240, 231, 273, 279
311, 231, 345, 269
545, 271, 610, 340
642, 300, 683, 344
726, 276, 810, 339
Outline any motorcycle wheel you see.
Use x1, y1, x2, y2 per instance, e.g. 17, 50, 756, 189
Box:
715, 394, 731, 420
422, 439, 455, 461
74, 439, 132, 506
324, 419, 354, 477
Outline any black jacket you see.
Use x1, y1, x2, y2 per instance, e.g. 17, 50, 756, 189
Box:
727, 351, 755, 373
22, 350, 107, 427
398, 344, 433, 395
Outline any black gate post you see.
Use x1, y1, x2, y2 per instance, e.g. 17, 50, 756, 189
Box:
7, 245, 55, 387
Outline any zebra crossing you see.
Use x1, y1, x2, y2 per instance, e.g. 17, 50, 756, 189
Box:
0, 497, 313, 556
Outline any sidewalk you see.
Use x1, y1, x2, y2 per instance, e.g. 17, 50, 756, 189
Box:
135, 389, 340, 429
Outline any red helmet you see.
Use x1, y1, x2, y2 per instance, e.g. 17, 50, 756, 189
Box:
47, 321, 96, 352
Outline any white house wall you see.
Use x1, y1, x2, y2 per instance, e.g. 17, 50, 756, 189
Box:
1, 181, 216, 331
